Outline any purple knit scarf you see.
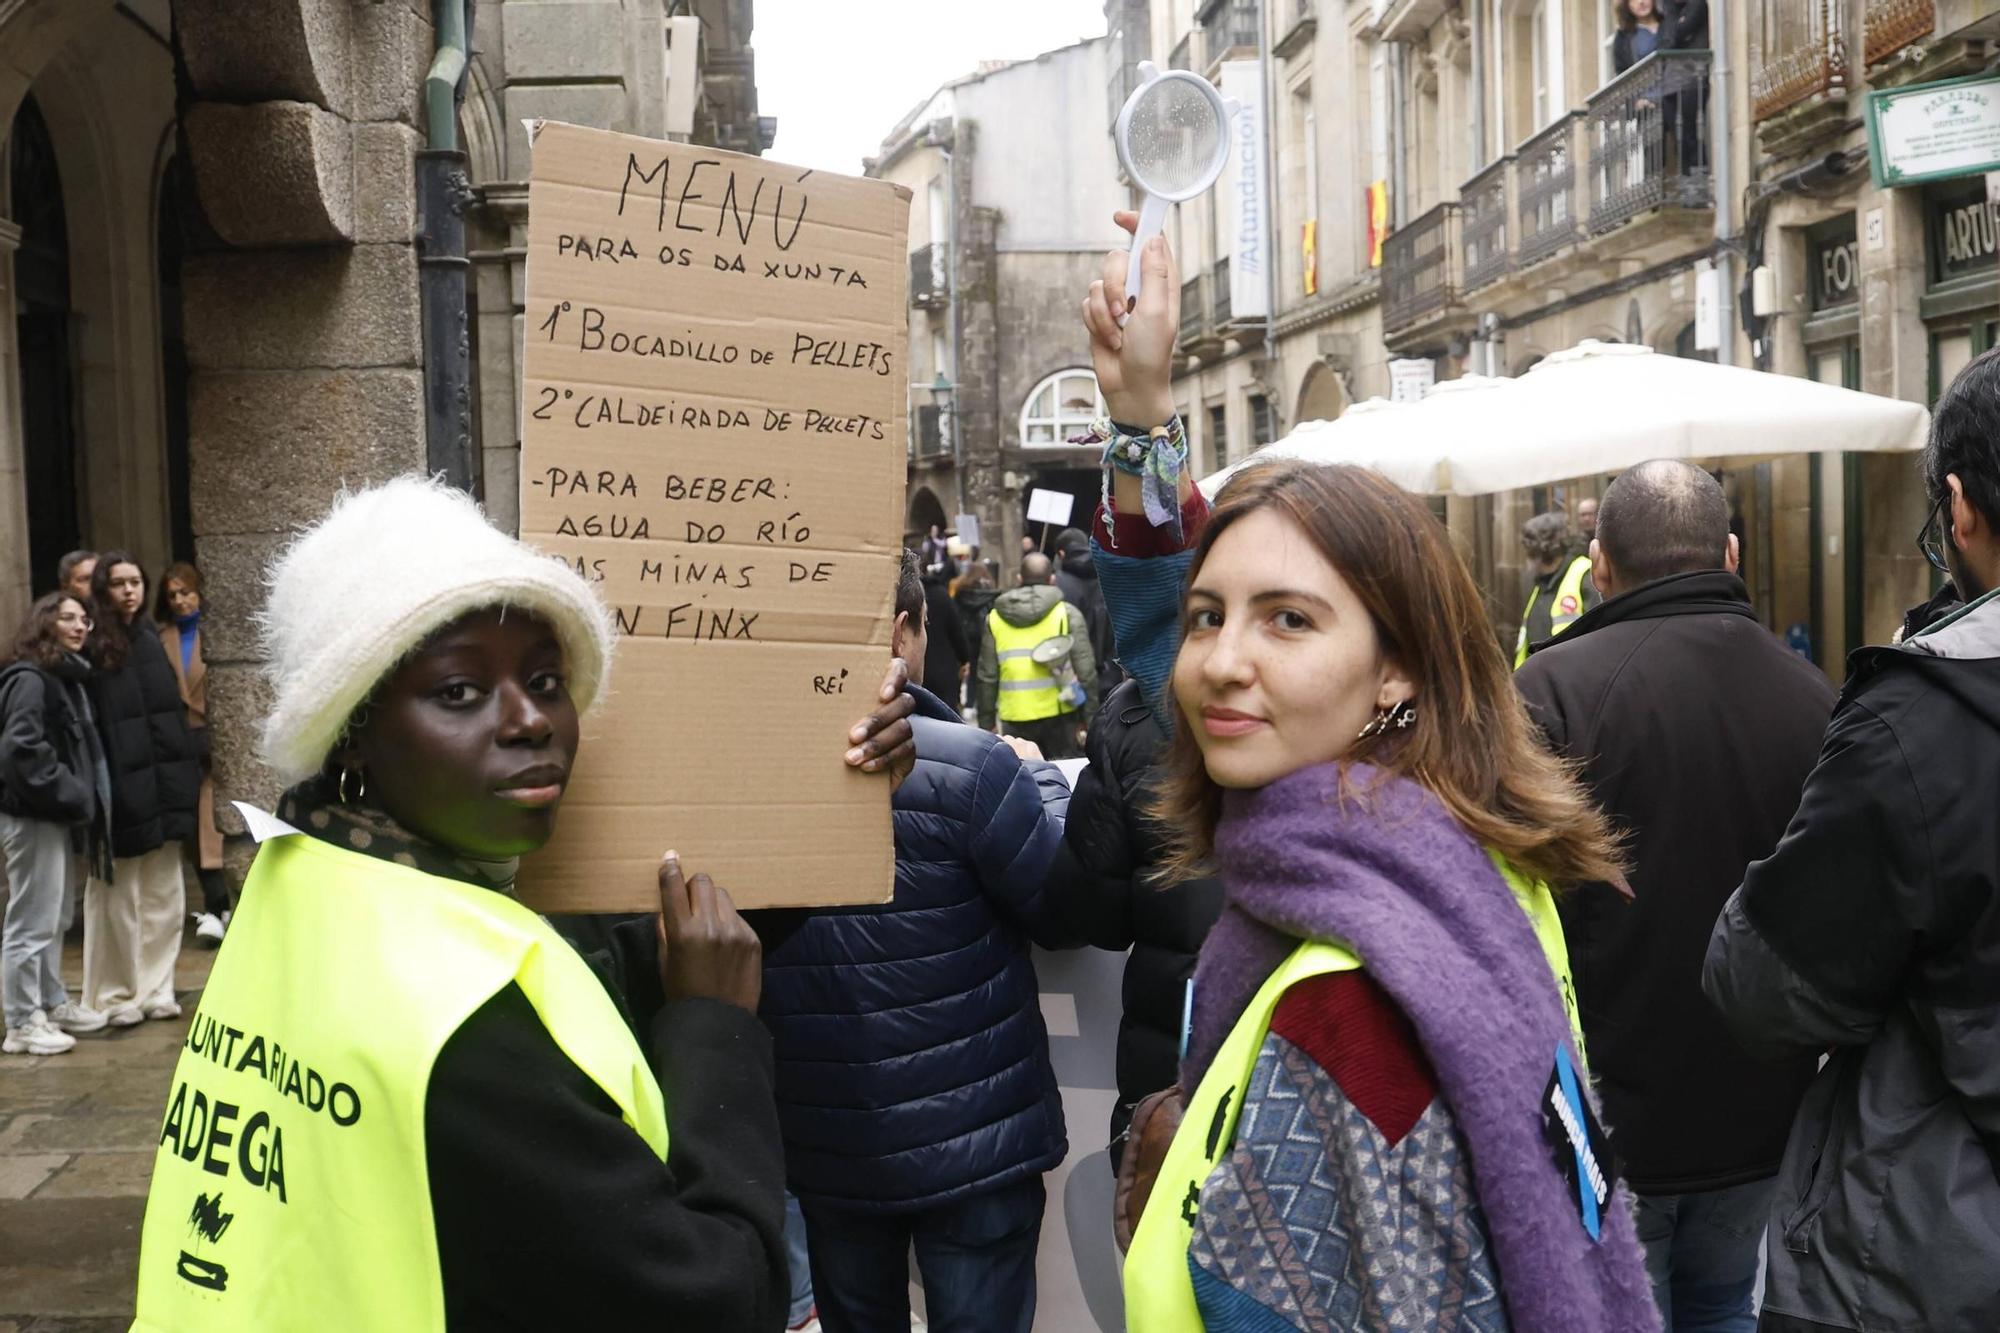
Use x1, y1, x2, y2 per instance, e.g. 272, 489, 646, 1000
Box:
1184, 763, 1659, 1333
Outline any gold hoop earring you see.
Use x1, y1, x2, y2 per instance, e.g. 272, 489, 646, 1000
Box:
339, 765, 366, 805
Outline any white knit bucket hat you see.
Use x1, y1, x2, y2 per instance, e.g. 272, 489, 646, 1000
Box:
257, 475, 616, 786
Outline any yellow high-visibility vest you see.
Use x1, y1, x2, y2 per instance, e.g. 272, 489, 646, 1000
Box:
131, 830, 669, 1332
989, 600, 1072, 723
1123, 852, 1583, 1331
1515, 554, 1594, 667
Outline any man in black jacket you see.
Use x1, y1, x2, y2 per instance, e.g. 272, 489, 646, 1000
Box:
1705, 348, 2000, 1332
1516, 460, 1833, 1332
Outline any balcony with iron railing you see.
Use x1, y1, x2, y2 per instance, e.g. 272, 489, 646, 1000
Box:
909, 243, 948, 310
1461, 157, 1511, 292
1200, 0, 1260, 65
1516, 113, 1581, 269
1381, 202, 1461, 334
1586, 50, 1714, 235
1864, 0, 1933, 66
1276, 0, 1317, 59
1213, 257, 1233, 324
1179, 274, 1209, 347
1753, 0, 1848, 121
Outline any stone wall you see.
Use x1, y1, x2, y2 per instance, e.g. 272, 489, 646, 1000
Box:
173, 0, 435, 846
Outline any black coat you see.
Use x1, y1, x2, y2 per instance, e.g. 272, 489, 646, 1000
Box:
1662, 0, 1708, 48
954, 584, 998, 665
1704, 590, 2000, 1331
0, 657, 99, 828
1041, 678, 1224, 1162
88, 623, 201, 858
921, 577, 970, 699
429, 917, 788, 1330
1057, 551, 1119, 696
1514, 571, 1832, 1193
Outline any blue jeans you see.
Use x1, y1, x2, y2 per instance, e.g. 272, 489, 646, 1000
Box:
1633, 1178, 1773, 1333
785, 1193, 815, 1325
0, 812, 72, 1030
799, 1176, 1044, 1333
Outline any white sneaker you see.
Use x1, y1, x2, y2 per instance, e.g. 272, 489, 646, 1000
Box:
194, 912, 226, 946
104, 1003, 145, 1027
143, 997, 183, 1021
46, 1000, 106, 1033
4, 1012, 76, 1055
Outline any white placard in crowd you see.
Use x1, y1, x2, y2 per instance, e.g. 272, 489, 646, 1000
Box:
1027, 488, 1075, 526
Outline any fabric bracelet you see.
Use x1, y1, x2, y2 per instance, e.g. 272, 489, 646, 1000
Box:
1069, 416, 1188, 547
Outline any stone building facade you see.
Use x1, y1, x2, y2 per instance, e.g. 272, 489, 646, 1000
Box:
0, 0, 765, 877
871, 39, 1129, 564
1151, 0, 1996, 671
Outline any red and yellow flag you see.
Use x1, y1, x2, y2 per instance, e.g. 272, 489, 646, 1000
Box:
1366, 181, 1389, 269
1302, 219, 1318, 296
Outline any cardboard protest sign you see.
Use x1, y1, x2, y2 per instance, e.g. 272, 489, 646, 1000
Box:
517, 121, 909, 911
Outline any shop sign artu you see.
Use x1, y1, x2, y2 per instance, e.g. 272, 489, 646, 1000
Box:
1868, 74, 2000, 190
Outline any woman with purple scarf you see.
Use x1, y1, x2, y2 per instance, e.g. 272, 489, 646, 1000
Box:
1077, 216, 1659, 1331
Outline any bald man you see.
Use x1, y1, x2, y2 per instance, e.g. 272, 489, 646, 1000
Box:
1514, 460, 1834, 1332
974, 552, 1098, 760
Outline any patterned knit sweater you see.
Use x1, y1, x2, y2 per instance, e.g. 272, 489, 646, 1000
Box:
1189, 973, 1510, 1329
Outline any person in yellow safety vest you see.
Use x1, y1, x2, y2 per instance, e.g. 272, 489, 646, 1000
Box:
1516, 510, 1601, 667
129, 477, 919, 1333
1072, 215, 1657, 1330
974, 551, 1099, 760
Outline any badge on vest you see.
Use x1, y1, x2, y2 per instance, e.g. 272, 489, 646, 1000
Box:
1542, 1043, 1615, 1241
1558, 595, 1580, 616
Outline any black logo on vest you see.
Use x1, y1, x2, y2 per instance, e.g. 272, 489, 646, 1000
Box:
176, 1192, 234, 1292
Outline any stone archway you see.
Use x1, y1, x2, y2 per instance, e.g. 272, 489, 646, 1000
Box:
1295, 360, 1348, 425
8, 93, 82, 585
908, 485, 949, 542
0, 3, 175, 621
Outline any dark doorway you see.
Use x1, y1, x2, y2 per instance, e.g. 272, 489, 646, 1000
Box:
10, 95, 81, 590
158, 152, 195, 561
1020, 466, 1097, 553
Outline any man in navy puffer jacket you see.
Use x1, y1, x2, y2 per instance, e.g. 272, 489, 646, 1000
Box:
761, 554, 1071, 1333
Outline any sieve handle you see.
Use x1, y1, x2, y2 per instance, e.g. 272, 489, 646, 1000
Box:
1119, 193, 1171, 328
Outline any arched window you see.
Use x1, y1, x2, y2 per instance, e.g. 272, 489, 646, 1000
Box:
1019, 368, 1104, 446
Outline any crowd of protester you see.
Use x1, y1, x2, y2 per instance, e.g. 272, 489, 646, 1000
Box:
8, 208, 1997, 1333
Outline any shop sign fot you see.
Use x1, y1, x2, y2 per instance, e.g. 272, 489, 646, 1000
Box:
517, 120, 909, 911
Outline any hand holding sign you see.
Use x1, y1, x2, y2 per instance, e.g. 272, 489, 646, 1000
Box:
656, 852, 762, 1013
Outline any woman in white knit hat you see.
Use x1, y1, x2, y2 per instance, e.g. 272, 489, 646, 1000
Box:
129, 476, 917, 1332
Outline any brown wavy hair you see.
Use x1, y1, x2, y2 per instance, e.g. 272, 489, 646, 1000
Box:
153, 560, 203, 624
11, 593, 88, 670
1153, 460, 1625, 889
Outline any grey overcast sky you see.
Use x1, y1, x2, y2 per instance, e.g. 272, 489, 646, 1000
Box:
753, 0, 1109, 176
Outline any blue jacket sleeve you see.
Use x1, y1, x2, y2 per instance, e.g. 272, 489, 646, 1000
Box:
965, 741, 1072, 949
1093, 545, 1195, 727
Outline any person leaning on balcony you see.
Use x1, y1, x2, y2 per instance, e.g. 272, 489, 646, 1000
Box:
1612, 0, 1664, 74
1516, 512, 1599, 667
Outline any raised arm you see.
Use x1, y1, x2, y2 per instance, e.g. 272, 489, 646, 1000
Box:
1080, 214, 1207, 721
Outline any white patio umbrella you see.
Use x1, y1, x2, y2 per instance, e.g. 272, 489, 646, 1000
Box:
1202, 340, 1931, 497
